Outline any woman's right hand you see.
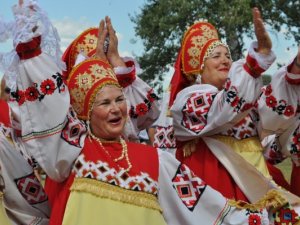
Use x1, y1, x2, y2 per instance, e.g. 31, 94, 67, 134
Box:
253, 7, 272, 55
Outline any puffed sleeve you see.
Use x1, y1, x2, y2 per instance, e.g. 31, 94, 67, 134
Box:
115, 57, 160, 141
171, 42, 276, 141
0, 133, 50, 225
9, 3, 86, 182
257, 58, 300, 166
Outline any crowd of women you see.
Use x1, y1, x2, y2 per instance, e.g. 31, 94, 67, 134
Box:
0, 0, 300, 224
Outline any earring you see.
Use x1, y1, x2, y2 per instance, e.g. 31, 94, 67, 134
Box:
195, 75, 202, 84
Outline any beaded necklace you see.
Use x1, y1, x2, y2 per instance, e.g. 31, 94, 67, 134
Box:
88, 131, 132, 173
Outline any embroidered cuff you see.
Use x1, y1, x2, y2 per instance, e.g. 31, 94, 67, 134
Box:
243, 54, 265, 78
115, 59, 136, 88
285, 58, 300, 85
243, 42, 276, 78
16, 36, 42, 60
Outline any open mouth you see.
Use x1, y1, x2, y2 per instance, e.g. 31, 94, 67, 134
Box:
108, 117, 122, 125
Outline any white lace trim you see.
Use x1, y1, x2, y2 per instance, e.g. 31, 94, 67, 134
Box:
0, 0, 65, 91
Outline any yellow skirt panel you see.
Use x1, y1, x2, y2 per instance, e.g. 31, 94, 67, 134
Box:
62, 178, 166, 225
0, 198, 11, 225
213, 135, 271, 179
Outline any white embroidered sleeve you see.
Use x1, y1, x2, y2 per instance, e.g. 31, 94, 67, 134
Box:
8, 1, 85, 182
171, 42, 276, 141
257, 60, 300, 166
0, 133, 50, 224
116, 57, 160, 141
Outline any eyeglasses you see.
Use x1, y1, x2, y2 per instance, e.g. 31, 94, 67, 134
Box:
4, 87, 10, 94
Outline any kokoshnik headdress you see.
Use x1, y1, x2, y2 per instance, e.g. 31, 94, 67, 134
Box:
169, 21, 230, 108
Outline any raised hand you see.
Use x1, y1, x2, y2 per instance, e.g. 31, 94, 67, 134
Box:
94, 19, 108, 61
253, 7, 272, 55
105, 16, 125, 67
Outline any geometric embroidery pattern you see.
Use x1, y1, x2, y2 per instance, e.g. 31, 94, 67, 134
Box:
181, 92, 216, 134
61, 109, 87, 148
14, 173, 48, 205
273, 203, 300, 225
153, 125, 176, 148
172, 164, 206, 211
221, 115, 257, 140
73, 154, 158, 195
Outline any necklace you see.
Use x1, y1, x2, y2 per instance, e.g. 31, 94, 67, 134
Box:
88, 132, 132, 173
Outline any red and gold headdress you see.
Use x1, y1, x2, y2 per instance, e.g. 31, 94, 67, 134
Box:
169, 21, 229, 108
67, 58, 120, 121
62, 28, 98, 79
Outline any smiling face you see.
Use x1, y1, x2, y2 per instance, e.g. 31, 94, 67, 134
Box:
201, 45, 232, 90
90, 85, 127, 141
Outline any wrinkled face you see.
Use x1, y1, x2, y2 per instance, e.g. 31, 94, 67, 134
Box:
201, 45, 232, 90
90, 85, 127, 141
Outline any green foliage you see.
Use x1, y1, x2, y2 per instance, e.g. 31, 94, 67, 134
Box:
262, 74, 271, 85
131, 0, 300, 93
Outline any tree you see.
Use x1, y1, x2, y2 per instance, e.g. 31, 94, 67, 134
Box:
131, 0, 300, 93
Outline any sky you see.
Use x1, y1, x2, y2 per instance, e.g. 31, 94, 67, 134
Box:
0, 0, 298, 88
0, 0, 146, 56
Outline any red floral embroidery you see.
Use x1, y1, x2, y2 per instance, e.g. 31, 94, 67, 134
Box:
264, 84, 272, 96
284, 105, 295, 117
40, 79, 56, 95
11, 72, 65, 105
292, 134, 300, 146
241, 103, 253, 111
230, 96, 240, 107
266, 96, 277, 108
264, 84, 296, 118
147, 89, 157, 103
224, 79, 231, 90
248, 214, 261, 225
25, 86, 39, 101
135, 103, 148, 116
129, 89, 159, 119
17, 90, 26, 105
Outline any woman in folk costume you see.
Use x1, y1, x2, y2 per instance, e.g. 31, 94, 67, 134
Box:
260, 46, 300, 197
43, 16, 161, 208
0, 79, 50, 225
169, 6, 300, 214
60, 17, 160, 143
6, 1, 295, 224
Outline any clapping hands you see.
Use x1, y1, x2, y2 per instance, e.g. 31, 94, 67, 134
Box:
95, 16, 125, 67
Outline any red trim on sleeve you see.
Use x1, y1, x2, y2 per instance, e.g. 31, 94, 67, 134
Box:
285, 59, 300, 85
16, 36, 42, 60
243, 54, 265, 78
116, 60, 136, 88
